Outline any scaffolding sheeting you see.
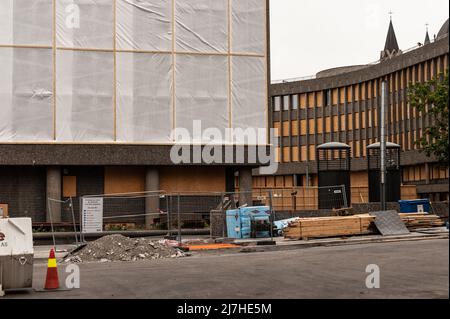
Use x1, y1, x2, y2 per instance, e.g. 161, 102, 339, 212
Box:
0, 0, 268, 143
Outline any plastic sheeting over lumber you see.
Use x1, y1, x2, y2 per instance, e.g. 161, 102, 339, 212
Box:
0, 0, 267, 143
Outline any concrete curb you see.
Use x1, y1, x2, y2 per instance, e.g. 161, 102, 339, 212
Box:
239, 233, 449, 253
32, 232, 448, 261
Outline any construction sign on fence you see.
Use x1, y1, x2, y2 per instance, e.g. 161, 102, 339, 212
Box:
82, 198, 103, 233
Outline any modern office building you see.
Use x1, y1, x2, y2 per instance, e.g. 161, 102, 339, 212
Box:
0, 0, 270, 225
257, 18, 449, 202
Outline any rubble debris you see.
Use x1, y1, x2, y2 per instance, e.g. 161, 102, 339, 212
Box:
64, 235, 186, 263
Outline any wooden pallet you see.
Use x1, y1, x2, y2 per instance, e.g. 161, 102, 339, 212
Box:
284, 214, 376, 240
399, 213, 445, 229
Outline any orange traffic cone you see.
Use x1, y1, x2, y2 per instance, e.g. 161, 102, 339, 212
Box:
44, 249, 59, 290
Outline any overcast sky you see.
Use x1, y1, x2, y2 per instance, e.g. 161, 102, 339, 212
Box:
270, 0, 449, 81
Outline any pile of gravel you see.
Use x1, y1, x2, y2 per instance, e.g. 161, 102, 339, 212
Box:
64, 235, 185, 263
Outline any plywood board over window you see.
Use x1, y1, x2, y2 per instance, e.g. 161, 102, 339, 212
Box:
160, 167, 225, 193
316, 92, 323, 107
63, 176, 77, 197
105, 167, 145, 195
292, 146, 299, 162
275, 147, 280, 163
273, 122, 281, 137
300, 119, 307, 136
301, 146, 307, 162
354, 112, 359, 129
347, 86, 352, 101
325, 117, 331, 133
340, 88, 345, 104
316, 118, 323, 134
355, 140, 360, 158
354, 85, 359, 101
333, 116, 339, 132
309, 145, 316, 161
282, 121, 290, 137
308, 93, 315, 108
332, 89, 338, 105
291, 120, 298, 136
367, 82, 373, 99
361, 111, 366, 129
309, 119, 315, 135
340, 115, 346, 131
283, 147, 291, 162
300, 94, 307, 109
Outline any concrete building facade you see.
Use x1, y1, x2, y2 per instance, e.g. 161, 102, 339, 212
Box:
0, 0, 271, 225
256, 19, 449, 202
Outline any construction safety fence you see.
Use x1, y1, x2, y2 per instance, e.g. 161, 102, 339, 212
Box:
253, 185, 418, 212
44, 186, 351, 247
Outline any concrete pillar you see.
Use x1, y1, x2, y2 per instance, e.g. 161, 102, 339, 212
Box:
145, 167, 160, 229
239, 167, 253, 206
46, 166, 61, 223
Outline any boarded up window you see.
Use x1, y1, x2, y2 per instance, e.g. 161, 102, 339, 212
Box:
340, 88, 345, 104
332, 89, 338, 105
283, 147, 291, 162
316, 118, 323, 134
105, 167, 145, 195
309, 145, 316, 161
292, 146, 299, 162
309, 119, 315, 135
63, 176, 77, 198
340, 115, 346, 131
301, 146, 307, 161
273, 122, 281, 137
291, 120, 298, 136
282, 121, 290, 137
316, 92, 323, 107
300, 119, 307, 136
300, 94, 307, 109
333, 116, 339, 132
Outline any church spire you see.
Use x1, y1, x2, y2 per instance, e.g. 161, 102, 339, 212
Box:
424, 23, 431, 45
380, 14, 402, 61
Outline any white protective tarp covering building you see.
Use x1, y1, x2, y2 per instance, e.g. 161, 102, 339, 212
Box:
0, 0, 268, 143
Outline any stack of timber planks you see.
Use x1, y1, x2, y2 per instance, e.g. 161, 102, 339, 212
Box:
399, 213, 445, 229
284, 214, 376, 240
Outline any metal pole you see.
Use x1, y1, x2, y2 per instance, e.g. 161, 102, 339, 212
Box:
69, 197, 78, 244
380, 81, 387, 211
268, 190, 274, 241
47, 198, 57, 251
177, 193, 181, 244
166, 195, 171, 237
219, 192, 225, 238
79, 196, 84, 243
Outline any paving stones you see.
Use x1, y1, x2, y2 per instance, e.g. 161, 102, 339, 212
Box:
64, 235, 186, 263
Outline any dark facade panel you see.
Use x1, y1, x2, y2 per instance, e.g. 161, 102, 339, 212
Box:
0, 167, 46, 221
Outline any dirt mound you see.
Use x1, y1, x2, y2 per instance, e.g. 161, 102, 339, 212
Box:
64, 235, 185, 263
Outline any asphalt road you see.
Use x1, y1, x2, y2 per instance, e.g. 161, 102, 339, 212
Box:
4, 239, 449, 299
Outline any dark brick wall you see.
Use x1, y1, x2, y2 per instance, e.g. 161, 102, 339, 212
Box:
62, 166, 104, 224
0, 166, 46, 221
